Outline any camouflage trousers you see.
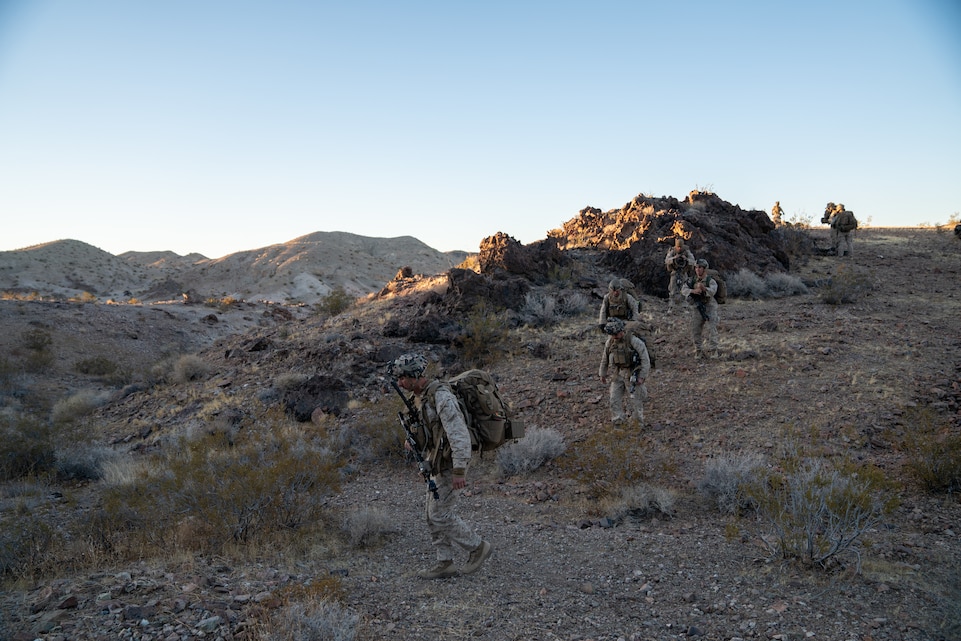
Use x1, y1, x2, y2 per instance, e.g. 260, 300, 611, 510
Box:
837, 232, 854, 257
689, 303, 719, 354
608, 366, 646, 424
667, 271, 685, 310
425, 471, 482, 562
830, 227, 840, 253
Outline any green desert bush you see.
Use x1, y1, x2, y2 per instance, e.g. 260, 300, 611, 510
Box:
100, 415, 344, 551
698, 452, 766, 514
519, 291, 558, 327
743, 456, 897, 571
458, 302, 508, 367
495, 426, 566, 476
317, 286, 353, 317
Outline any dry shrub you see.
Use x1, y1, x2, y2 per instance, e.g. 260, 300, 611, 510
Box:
0, 511, 54, 579
97, 410, 344, 554
266, 595, 357, 641
743, 455, 898, 571
344, 506, 397, 548
901, 407, 961, 493
602, 482, 676, 523
50, 389, 109, 423
557, 429, 675, 502
495, 426, 565, 476
698, 452, 766, 514
819, 263, 873, 304
0, 415, 57, 481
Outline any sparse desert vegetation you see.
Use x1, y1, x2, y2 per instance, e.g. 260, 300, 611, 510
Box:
0, 227, 959, 640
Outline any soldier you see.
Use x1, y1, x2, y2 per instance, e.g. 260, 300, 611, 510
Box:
598, 278, 640, 326
665, 239, 696, 313
388, 353, 492, 579
832, 204, 858, 257
822, 202, 840, 254
598, 318, 651, 427
771, 201, 784, 226
680, 258, 720, 359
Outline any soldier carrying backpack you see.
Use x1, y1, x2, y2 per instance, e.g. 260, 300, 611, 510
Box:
598, 278, 640, 326
831, 204, 859, 258
599, 318, 651, 428
388, 353, 493, 580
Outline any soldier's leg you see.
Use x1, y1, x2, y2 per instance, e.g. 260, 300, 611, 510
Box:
609, 374, 626, 423
706, 307, 720, 353
630, 383, 647, 426
426, 472, 481, 561
690, 313, 704, 357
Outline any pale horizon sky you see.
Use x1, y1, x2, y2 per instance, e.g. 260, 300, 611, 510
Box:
1, 1, 959, 259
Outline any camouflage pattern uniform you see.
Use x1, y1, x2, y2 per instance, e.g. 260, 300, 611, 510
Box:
681, 259, 719, 358
823, 202, 840, 254
771, 201, 784, 226
832, 204, 857, 257
599, 319, 651, 426
390, 354, 491, 579
665, 241, 696, 313
598, 278, 640, 325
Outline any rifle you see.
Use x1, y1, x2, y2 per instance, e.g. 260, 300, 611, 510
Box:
390, 380, 439, 500
694, 298, 710, 321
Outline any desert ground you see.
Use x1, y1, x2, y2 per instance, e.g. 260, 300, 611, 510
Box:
1, 227, 960, 641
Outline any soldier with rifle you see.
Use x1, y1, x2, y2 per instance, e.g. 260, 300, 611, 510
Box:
665, 238, 696, 314
388, 353, 492, 579
681, 258, 720, 360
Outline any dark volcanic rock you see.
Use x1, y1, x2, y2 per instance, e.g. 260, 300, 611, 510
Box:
554, 191, 790, 299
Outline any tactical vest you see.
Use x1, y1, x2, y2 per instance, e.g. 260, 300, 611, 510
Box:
607, 294, 632, 319
608, 339, 634, 367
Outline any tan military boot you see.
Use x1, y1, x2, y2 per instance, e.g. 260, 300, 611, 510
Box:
417, 560, 458, 579
461, 540, 492, 575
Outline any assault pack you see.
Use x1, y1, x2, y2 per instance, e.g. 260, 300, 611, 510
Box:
834, 210, 858, 233
624, 320, 657, 369
447, 369, 524, 452
706, 270, 727, 304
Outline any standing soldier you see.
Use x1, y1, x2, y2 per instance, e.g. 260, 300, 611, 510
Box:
681, 258, 720, 359
665, 239, 696, 314
771, 201, 784, 226
832, 204, 859, 257
599, 318, 651, 427
388, 353, 492, 579
598, 278, 640, 326
822, 202, 840, 254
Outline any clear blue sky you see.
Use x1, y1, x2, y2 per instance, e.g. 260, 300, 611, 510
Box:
1, 1, 959, 258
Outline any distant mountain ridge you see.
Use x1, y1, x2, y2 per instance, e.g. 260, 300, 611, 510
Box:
0, 232, 470, 304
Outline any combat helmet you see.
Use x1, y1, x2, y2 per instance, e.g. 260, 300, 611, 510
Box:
603, 318, 626, 336
388, 353, 427, 378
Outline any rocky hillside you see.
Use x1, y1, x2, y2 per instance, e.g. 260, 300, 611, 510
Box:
2, 191, 960, 640
0, 232, 469, 304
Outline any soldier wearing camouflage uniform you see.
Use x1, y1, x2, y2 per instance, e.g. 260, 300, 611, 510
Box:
389, 353, 492, 579
681, 258, 720, 359
665, 239, 696, 313
598, 278, 640, 326
832, 204, 858, 258
598, 318, 651, 427
822, 202, 840, 254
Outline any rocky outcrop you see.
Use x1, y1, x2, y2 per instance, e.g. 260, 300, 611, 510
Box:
552, 191, 788, 299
